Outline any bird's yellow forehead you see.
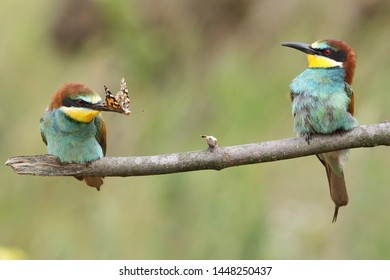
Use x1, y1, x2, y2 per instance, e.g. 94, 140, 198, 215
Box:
310, 41, 321, 48
61, 107, 101, 123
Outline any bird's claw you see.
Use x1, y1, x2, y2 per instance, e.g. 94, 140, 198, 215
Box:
335, 129, 347, 136
304, 134, 312, 144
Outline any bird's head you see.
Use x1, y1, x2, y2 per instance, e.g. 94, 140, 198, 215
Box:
281, 39, 356, 84
49, 83, 122, 123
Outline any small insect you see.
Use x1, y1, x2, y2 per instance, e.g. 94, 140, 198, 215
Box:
103, 77, 131, 115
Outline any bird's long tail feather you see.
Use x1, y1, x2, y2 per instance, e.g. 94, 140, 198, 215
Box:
317, 151, 349, 222
75, 176, 104, 191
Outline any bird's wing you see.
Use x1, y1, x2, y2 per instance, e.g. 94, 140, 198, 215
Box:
344, 82, 355, 115
94, 115, 107, 156
289, 91, 296, 102
39, 115, 48, 146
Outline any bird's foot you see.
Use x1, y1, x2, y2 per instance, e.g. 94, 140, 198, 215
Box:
304, 134, 312, 144
335, 129, 347, 136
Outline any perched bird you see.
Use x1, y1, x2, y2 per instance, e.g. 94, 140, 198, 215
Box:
40, 83, 122, 190
281, 39, 357, 222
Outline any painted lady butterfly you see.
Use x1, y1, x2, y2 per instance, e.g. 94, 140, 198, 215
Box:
103, 78, 131, 115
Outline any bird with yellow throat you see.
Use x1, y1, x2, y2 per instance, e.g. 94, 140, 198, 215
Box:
281, 39, 358, 222
40, 83, 127, 190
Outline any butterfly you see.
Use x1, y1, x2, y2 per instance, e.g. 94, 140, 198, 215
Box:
103, 78, 131, 115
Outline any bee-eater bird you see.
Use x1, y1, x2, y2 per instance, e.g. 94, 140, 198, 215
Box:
281, 39, 357, 222
40, 83, 122, 190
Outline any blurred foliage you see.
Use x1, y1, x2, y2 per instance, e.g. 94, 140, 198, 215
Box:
0, 246, 26, 260
1, 0, 390, 259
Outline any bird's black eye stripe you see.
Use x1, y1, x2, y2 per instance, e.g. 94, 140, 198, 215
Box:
330, 50, 347, 62
62, 97, 88, 107
75, 99, 85, 106
314, 48, 347, 62
62, 97, 74, 107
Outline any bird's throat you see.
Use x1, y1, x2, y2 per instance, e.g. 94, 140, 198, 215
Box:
307, 54, 343, 68
61, 107, 101, 123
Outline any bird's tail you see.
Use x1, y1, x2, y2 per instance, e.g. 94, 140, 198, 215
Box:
317, 150, 349, 223
75, 176, 104, 191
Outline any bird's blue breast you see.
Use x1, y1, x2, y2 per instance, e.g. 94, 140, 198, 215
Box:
40, 109, 103, 163
290, 67, 357, 136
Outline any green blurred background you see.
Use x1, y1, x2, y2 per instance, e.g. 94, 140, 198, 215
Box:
1, 0, 390, 259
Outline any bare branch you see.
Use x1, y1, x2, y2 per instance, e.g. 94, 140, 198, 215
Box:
5, 123, 390, 178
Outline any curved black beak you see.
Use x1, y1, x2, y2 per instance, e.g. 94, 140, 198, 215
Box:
281, 42, 318, 55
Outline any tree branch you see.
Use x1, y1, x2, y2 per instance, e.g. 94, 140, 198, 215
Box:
5, 123, 390, 178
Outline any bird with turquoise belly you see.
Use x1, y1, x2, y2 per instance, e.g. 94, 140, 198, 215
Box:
282, 39, 358, 222
40, 83, 125, 190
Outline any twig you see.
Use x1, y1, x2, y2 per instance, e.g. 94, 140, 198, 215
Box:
5, 123, 390, 178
